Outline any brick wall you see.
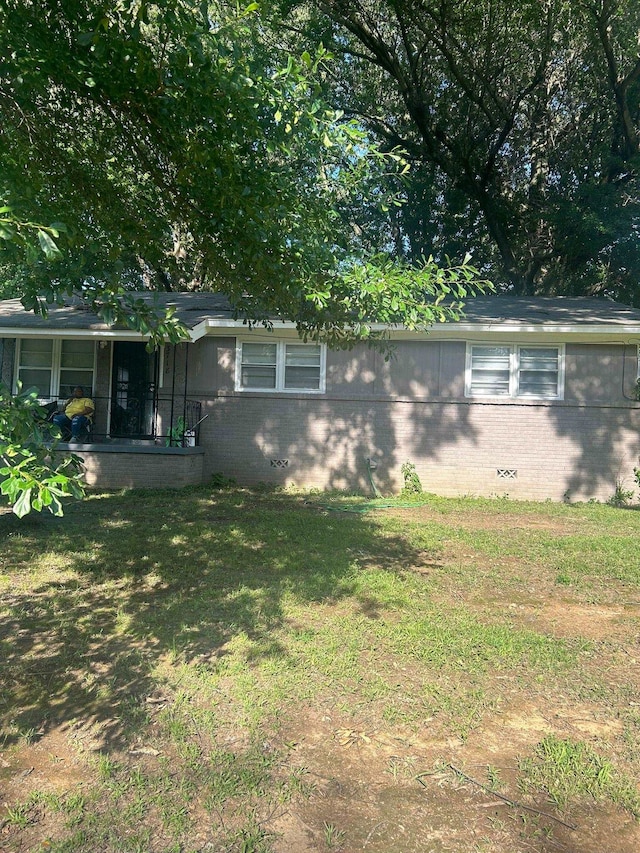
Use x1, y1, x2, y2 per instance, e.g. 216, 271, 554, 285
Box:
54, 446, 205, 490
4, 334, 639, 501
197, 395, 640, 502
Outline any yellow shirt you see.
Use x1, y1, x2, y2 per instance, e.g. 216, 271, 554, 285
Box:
65, 397, 94, 418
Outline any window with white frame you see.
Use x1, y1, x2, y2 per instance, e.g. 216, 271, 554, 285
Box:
15, 339, 96, 399
465, 344, 563, 399
236, 340, 325, 392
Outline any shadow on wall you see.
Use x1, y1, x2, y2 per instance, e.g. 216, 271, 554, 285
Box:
193, 339, 640, 500
547, 407, 640, 500
255, 404, 393, 493
199, 342, 480, 494
548, 344, 640, 499
267, 397, 480, 494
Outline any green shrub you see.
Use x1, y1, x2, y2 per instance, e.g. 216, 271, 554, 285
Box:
0, 381, 84, 516
400, 461, 422, 495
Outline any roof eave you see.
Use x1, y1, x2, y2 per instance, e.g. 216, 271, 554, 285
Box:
193, 318, 640, 339
4, 319, 640, 342
0, 327, 150, 340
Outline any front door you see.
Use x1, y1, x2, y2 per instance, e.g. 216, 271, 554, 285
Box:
110, 342, 158, 438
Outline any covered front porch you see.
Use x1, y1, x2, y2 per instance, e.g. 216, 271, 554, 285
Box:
37, 338, 208, 489
55, 340, 208, 488
89, 340, 206, 447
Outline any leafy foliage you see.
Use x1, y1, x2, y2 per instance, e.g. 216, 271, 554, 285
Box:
400, 461, 423, 496
298, 252, 488, 347
287, 0, 640, 300
0, 382, 85, 517
0, 0, 485, 333
0, 1, 491, 514
0, 207, 64, 262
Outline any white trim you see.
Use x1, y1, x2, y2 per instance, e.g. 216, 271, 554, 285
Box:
158, 344, 165, 390
14, 338, 54, 399
464, 342, 565, 400
187, 319, 640, 344
234, 339, 327, 393
195, 319, 640, 334
14, 338, 97, 399
1, 328, 150, 340
424, 322, 640, 335
4, 318, 640, 345
106, 340, 114, 436
4, 318, 640, 346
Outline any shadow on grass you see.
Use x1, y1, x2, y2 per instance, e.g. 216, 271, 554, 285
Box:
0, 486, 424, 750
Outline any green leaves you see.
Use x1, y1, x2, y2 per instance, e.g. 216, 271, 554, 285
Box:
0, 206, 65, 262
0, 382, 85, 517
298, 0, 640, 298
297, 254, 491, 349
0, 0, 488, 338
36, 228, 62, 260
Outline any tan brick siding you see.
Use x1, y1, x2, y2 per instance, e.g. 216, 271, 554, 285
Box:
197, 395, 640, 502
6, 335, 640, 501
54, 448, 205, 490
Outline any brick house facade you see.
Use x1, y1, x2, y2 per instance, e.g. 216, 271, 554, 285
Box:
2, 294, 640, 501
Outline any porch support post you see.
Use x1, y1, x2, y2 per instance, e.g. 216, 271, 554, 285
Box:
183, 342, 189, 431
169, 344, 177, 438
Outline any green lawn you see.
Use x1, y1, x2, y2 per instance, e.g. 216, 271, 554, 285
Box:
1, 487, 639, 852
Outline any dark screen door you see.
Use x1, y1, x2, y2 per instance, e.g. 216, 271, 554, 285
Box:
110, 342, 158, 438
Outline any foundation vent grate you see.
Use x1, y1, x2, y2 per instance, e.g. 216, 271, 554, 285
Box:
270, 459, 289, 468
497, 469, 517, 479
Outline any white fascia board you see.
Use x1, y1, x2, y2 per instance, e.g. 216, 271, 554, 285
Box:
188, 320, 209, 341
377, 323, 640, 342
0, 327, 148, 340
427, 326, 640, 344
9, 318, 634, 343
192, 318, 640, 342
190, 318, 300, 341
425, 322, 640, 335
7, 318, 640, 343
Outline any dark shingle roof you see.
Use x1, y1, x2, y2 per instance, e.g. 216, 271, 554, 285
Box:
0, 292, 235, 331
1, 292, 640, 332
454, 296, 640, 326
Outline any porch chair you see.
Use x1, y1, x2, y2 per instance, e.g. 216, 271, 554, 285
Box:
47, 402, 93, 443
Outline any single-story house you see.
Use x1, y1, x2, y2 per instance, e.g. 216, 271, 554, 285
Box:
1, 292, 640, 501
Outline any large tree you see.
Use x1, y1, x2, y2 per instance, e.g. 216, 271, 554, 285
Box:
0, 0, 486, 515
283, 0, 640, 300
0, 0, 483, 343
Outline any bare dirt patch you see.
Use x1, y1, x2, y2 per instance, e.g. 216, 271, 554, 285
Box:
0, 725, 93, 853
517, 600, 640, 642
4, 700, 639, 853
386, 504, 583, 535
269, 704, 640, 853
438, 593, 640, 643
1, 726, 90, 794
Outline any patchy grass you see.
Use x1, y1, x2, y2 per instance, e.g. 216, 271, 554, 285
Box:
1, 486, 639, 852
519, 735, 640, 816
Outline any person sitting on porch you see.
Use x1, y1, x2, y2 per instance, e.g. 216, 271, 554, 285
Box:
53, 386, 95, 441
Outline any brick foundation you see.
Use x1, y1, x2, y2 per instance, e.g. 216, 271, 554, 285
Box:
53, 444, 205, 490
197, 395, 640, 502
